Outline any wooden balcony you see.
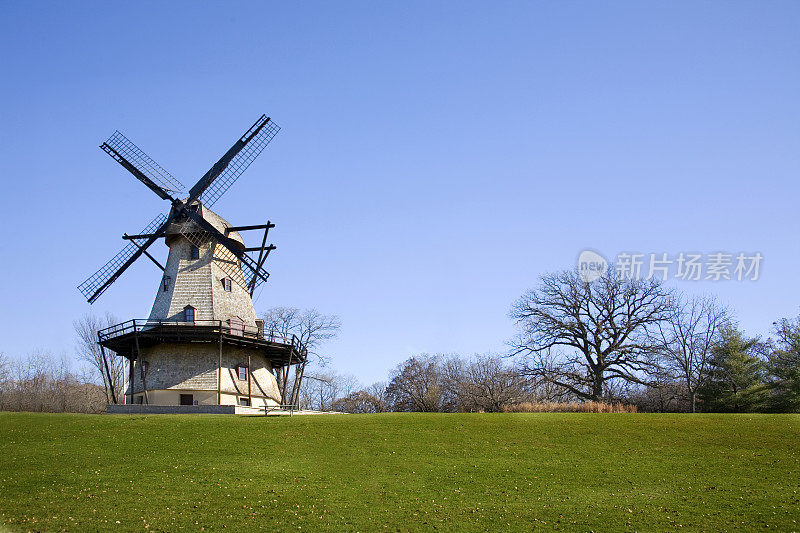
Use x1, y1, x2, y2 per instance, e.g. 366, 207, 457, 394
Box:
98, 319, 307, 368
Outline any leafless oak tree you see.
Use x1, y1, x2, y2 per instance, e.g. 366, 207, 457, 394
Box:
657, 294, 725, 412
510, 270, 671, 401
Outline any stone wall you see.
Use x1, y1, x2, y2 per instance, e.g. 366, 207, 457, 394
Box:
128, 342, 281, 404
148, 239, 214, 322
147, 205, 259, 328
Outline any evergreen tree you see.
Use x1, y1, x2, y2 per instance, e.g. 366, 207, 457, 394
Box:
766, 316, 800, 412
699, 323, 767, 412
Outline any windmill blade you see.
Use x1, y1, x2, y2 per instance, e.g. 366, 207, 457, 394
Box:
101, 131, 184, 200
77, 213, 169, 303
187, 115, 280, 208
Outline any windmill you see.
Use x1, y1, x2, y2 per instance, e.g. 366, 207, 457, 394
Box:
79, 115, 307, 412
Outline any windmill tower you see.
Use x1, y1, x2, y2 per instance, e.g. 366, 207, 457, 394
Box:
78, 115, 307, 412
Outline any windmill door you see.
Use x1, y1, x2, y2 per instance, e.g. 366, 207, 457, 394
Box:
229, 316, 244, 336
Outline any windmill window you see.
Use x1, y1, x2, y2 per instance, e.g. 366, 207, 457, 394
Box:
190, 245, 200, 259
238, 397, 251, 407
237, 365, 248, 381
162, 276, 171, 292
222, 277, 232, 292
184, 306, 195, 323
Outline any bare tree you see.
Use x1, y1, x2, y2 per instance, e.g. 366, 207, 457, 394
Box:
0, 352, 9, 411
385, 355, 444, 412
0, 351, 106, 413
516, 352, 574, 403
298, 372, 357, 411
657, 294, 725, 412
510, 269, 671, 401
440, 356, 467, 411
460, 355, 526, 412
437, 355, 526, 412
261, 307, 300, 340
331, 387, 388, 413
365, 381, 388, 409
0, 352, 8, 389
262, 307, 341, 406
73, 313, 123, 403
261, 307, 341, 366
766, 315, 800, 412
628, 373, 686, 412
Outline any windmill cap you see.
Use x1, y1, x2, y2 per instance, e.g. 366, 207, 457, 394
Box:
164, 202, 245, 250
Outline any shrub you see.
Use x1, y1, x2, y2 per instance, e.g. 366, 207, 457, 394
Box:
503, 401, 637, 413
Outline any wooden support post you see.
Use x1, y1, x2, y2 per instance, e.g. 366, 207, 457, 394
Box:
128, 349, 135, 405
99, 343, 117, 404
247, 354, 252, 406
132, 326, 148, 404
290, 366, 300, 408
225, 223, 275, 232
293, 361, 307, 408
217, 325, 223, 405
124, 234, 166, 271
248, 224, 274, 296
281, 361, 291, 405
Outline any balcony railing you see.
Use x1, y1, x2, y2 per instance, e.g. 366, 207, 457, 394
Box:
98, 319, 308, 358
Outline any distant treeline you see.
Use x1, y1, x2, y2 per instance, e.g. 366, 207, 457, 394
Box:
298, 335, 799, 414
2, 270, 798, 414
0, 352, 106, 413
301, 270, 800, 414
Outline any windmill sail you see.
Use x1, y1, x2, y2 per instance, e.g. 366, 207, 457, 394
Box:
198, 117, 280, 207
101, 131, 185, 194
77, 213, 167, 302
80, 114, 280, 305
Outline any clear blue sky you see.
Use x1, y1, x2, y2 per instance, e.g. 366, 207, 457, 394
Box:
1, 1, 798, 384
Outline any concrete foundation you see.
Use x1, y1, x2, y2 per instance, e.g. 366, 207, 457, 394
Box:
108, 404, 237, 414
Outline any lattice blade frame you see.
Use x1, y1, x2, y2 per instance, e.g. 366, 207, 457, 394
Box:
102, 131, 185, 193
200, 119, 280, 207
77, 214, 167, 301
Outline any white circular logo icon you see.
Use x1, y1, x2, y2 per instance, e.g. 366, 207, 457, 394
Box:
577, 250, 608, 283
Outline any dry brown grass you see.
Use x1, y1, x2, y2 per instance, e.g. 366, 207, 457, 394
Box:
503, 401, 638, 413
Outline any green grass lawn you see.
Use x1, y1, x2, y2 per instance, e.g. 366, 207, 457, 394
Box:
0, 412, 798, 532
